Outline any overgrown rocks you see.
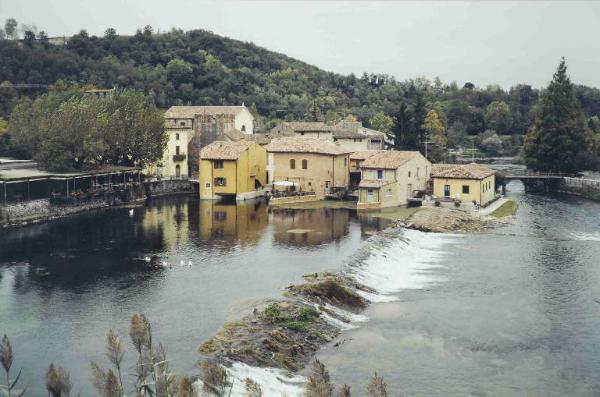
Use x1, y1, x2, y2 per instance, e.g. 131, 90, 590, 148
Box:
198, 274, 373, 373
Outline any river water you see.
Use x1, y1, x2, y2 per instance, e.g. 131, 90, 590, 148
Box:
2, 183, 600, 396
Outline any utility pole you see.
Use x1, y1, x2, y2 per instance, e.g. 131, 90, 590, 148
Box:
423, 133, 433, 160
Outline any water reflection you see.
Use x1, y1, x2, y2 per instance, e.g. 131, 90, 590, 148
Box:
198, 200, 268, 244
270, 207, 350, 246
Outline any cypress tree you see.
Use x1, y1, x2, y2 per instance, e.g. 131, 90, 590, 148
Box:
523, 58, 589, 173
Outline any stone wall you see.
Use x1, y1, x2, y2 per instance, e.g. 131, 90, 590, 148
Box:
0, 198, 108, 227
559, 177, 600, 200
0, 184, 146, 228
144, 179, 195, 197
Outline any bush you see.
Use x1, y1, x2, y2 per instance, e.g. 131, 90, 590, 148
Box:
434, 200, 441, 207
454, 200, 461, 207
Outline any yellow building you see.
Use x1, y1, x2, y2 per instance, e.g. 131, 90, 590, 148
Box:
199, 141, 267, 201
357, 150, 431, 209
265, 137, 350, 199
431, 163, 496, 205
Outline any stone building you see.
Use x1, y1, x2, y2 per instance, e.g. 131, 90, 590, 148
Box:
163, 105, 255, 178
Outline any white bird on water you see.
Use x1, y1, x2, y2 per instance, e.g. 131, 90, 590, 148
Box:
187, 261, 193, 267
180, 260, 185, 266
129, 209, 134, 217
144, 256, 151, 263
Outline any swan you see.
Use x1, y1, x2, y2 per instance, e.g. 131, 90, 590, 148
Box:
129, 209, 134, 216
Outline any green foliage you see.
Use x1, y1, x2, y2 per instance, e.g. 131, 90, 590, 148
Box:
7, 84, 165, 171
485, 101, 513, 134
368, 111, 395, 138
1, 25, 600, 165
262, 303, 319, 332
523, 58, 590, 172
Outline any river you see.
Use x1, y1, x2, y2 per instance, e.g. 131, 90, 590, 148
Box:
1, 183, 600, 396
0, 197, 390, 395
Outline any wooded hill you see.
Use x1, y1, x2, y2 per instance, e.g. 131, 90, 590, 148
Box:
1, 24, 600, 157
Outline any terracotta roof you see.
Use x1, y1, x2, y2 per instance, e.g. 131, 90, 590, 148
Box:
265, 137, 350, 155
349, 150, 381, 161
360, 151, 419, 169
200, 141, 254, 160
431, 163, 496, 180
165, 105, 247, 119
333, 130, 368, 139
359, 179, 394, 188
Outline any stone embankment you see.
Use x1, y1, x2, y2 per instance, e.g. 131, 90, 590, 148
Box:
1, 179, 195, 229
559, 177, 600, 201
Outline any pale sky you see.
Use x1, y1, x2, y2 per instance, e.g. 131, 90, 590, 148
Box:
2, 0, 600, 89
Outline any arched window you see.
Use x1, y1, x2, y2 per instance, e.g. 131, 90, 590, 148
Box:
241, 125, 246, 132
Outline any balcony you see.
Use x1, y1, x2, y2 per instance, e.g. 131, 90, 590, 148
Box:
172, 154, 186, 162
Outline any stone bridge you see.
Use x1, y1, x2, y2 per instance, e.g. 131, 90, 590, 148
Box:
497, 171, 574, 194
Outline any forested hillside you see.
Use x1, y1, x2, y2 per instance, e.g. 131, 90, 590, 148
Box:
2, 21, 600, 158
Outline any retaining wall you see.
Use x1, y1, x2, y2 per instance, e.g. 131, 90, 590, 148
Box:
144, 179, 194, 197
559, 177, 600, 200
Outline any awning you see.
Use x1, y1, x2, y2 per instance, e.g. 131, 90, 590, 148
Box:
273, 180, 299, 187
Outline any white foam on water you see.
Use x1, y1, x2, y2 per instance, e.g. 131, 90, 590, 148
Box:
323, 303, 368, 323
356, 289, 399, 303
320, 311, 358, 330
222, 362, 306, 397
570, 232, 600, 241
350, 229, 459, 297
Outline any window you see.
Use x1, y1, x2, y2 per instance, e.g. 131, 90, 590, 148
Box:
377, 170, 383, 179
302, 159, 308, 169
241, 125, 246, 132
214, 211, 227, 221
462, 185, 470, 194
214, 160, 224, 169
408, 171, 411, 177
444, 185, 451, 197
176, 133, 180, 140
175, 146, 180, 155
344, 158, 348, 166
290, 159, 296, 169
205, 183, 211, 188
308, 182, 312, 187
179, 121, 185, 126
416, 168, 419, 177
214, 177, 227, 186
300, 132, 305, 136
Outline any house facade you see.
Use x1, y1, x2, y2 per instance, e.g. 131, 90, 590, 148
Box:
164, 105, 255, 177
265, 137, 350, 199
431, 163, 496, 205
357, 151, 431, 209
199, 141, 267, 201
269, 121, 385, 151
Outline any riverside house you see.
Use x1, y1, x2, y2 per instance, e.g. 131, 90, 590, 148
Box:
164, 105, 255, 177
265, 137, 350, 199
269, 121, 385, 151
199, 141, 267, 201
431, 163, 496, 205
357, 150, 431, 209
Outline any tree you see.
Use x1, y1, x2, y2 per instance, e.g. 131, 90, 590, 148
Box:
306, 100, 323, 122
0, 29, 5, 40
104, 28, 117, 39
166, 59, 193, 87
8, 85, 165, 171
523, 58, 590, 173
391, 102, 414, 150
4, 18, 18, 40
484, 101, 513, 134
368, 111, 394, 139
421, 109, 446, 160
23, 30, 36, 46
